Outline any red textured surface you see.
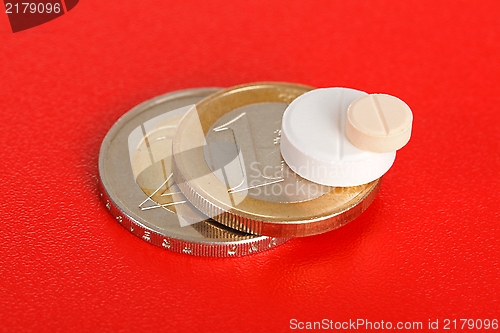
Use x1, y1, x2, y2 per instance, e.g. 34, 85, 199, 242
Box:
1, 1, 499, 332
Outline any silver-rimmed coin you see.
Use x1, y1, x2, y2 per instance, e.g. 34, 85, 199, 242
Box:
98, 88, 288, 257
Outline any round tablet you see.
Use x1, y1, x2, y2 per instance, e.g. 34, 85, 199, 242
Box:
280, 88, 396, 187
346, 93, 413, 153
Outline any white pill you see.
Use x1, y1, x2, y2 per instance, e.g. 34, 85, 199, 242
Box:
280, 88, 396, 187
346, 94, 413, 153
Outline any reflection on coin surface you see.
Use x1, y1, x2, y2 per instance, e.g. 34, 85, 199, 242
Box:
98, 88, 288, 257
172, 83, 381, 238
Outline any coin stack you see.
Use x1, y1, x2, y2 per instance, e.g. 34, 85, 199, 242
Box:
98, 83, 412, 257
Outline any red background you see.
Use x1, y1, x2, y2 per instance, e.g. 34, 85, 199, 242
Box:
0, 1, 499, 332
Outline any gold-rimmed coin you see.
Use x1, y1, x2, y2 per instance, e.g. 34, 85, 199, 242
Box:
172, 83, 381, 238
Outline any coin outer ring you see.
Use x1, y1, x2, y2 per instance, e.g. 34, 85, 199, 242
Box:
172, 83, 382, 238
97, 180, 287, 257
98, 88, 288, 257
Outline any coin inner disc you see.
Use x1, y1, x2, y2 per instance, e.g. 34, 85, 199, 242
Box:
204, 102, 331, 203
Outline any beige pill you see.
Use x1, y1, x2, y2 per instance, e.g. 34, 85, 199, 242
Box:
346, 93, 413, 153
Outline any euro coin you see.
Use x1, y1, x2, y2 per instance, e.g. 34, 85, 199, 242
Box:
98, 88, 288, 256
172, 83, 381, 238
